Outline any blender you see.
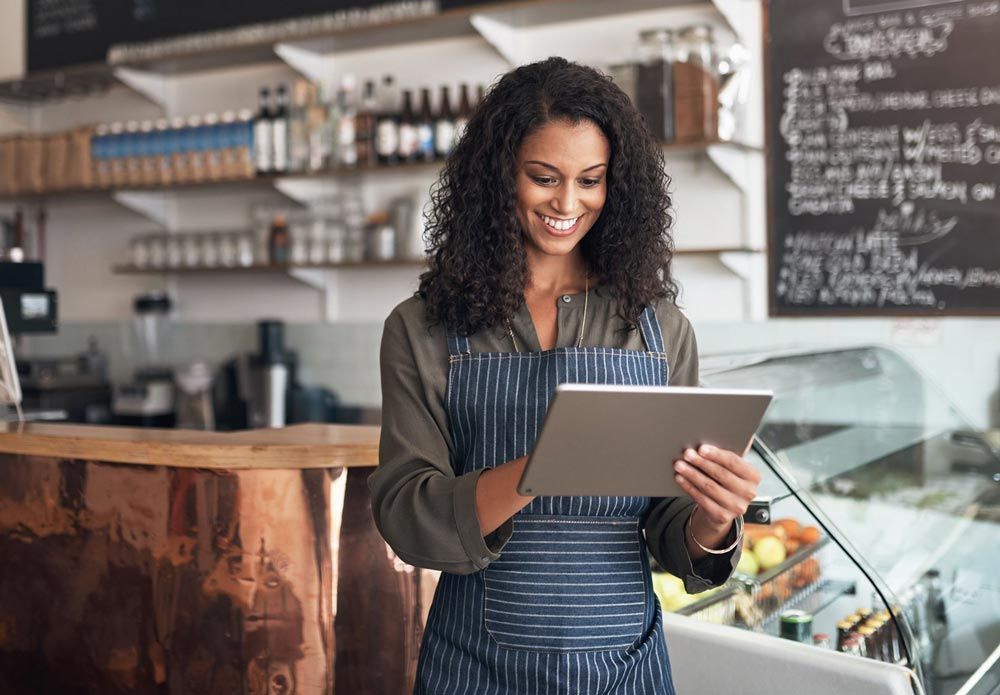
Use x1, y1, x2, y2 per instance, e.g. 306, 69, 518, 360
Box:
112, 292, 176, 427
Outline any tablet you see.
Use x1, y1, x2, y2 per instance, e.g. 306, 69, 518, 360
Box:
517, 385, 773, 497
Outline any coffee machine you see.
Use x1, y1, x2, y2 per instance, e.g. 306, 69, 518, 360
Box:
214, 319, 340, 430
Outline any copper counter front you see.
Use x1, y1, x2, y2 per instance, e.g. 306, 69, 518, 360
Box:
0, 453, 438, 694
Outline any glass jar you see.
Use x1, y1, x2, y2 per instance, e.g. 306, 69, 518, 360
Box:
636, 28, 676, 141
148, 235, 166, 268
237, 231, 256, 267
673, 24, 720, 143
218, 232, 238, 267
289, 212, 309, 266
165, 234, 183, 268
131, 236, 150, 268
308, 216, 327, 265
200, 233, 220, 268
182, 234, 201, 267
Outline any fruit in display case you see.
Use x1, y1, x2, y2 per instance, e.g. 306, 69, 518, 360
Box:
735, 549, 760, 577
753, 536, 787, 570
652, 571, 721, 613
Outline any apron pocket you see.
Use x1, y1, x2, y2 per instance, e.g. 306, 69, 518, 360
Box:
483, 516, 649, 652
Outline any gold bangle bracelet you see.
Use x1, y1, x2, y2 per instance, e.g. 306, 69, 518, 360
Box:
686, 506, 744, 555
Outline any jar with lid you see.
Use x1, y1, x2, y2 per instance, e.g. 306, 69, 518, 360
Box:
288, 211, 310, 265
635, 28, 676, 141
130, 236, 150, 268
182, 234, 201, 267
365, 211, 396, 261
165, 234, 183, 268
673, 24, 720, 143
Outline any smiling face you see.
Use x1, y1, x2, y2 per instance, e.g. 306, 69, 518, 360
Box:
514, 118, 610, 262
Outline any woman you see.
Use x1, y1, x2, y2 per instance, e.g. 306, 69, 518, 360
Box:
370, 57, 761, 694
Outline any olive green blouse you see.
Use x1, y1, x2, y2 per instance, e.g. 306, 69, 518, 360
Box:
369, 286, 740, 594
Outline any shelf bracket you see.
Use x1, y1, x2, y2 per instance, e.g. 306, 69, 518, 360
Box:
706, 143, 753, 194
273, 43, 333, 83
113, 67, 171, 112
710, 0, 759, 52
287, 267, 337, 321
470, 14, 523, 66
112, 190, 176, 227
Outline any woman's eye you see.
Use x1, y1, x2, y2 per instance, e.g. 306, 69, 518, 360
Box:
579, 178, 602, 187
531, 176, 557, 186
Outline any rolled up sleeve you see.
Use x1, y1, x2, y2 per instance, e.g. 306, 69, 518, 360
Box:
368, 307, 511, 575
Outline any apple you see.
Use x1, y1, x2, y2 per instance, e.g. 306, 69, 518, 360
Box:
735, 549, 760, 576
753, 536, 787, 570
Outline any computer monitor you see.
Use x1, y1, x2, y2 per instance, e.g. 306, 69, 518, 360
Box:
0, 297, 22, 407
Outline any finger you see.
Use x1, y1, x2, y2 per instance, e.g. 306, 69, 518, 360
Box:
696, 445, 762, 485
681, 449, 757, 501
673, 473, 731, 525
675, 461, 750, 519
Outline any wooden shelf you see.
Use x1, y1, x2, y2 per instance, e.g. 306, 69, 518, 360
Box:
112, 259, 425, 275
0, 140, 760, 202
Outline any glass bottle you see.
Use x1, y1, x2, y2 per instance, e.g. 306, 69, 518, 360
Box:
636, 28, 676, 142
254, 86, 273, 174
337, 75, 358, 167
287, 79, 313, 173
454, 83, 473, 144
417, 88, 435, 162
434, 85, 456, 158
271, 84, 290, 174
397, 89, 419, 163
376, 74, 400, 165
269, 213, 289, 264
356, 79, 378, 166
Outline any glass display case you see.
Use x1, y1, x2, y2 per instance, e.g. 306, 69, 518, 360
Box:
658, 346, 1000, 695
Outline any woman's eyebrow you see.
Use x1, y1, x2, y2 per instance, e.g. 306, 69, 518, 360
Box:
524, 160, 608, 173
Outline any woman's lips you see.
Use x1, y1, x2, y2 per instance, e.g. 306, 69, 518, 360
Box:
536, 212, 583, 237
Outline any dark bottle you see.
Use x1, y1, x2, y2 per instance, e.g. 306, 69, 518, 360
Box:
397, 89, 419, 163
376, 75, 400, 165
454, 83, 473, 144
271, 84, 291, 174
417, 88, 435, 162
253, 86, 273, 174
476, 84, 485, 108
636, 28, 676, 141
434, 85, 456, 158
355, 79, 378, 166
269, 213, 289, 264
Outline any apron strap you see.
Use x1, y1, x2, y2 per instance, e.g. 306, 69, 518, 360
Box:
638, 306, 665, 354
446, 332, 472, 356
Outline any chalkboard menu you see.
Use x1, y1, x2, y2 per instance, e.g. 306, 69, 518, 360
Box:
767, 0, 1000, 315
27, 0, 479, 73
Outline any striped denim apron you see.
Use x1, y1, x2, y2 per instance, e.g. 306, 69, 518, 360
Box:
414, 307, 676, 694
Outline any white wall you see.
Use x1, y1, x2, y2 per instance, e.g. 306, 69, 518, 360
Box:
0, 1, 24, 82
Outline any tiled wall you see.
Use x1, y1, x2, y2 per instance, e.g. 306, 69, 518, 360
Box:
20, 316, 1000, 429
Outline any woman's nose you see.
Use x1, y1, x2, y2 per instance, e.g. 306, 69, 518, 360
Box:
551, 184, 577, 215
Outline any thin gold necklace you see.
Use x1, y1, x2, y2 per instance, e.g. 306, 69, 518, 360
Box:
508, 274, 589, 352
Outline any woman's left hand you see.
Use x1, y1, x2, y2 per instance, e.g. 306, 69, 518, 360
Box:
673, 444, 761, 531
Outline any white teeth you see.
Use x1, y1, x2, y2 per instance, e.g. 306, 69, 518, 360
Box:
541, 214, 580, 231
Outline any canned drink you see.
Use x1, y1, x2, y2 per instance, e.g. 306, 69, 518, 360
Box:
779, 610, 813, 642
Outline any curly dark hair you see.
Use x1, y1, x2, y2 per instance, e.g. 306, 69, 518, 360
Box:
418, 56, 678, 336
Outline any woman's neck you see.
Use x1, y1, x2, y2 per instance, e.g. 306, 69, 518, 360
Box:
524, 248, 589, 297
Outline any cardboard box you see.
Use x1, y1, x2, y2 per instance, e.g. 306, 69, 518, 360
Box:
16, 136, 44, 194
68, 126, 95, 190
0, 137, 17, 196
43, 132, 69, 192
